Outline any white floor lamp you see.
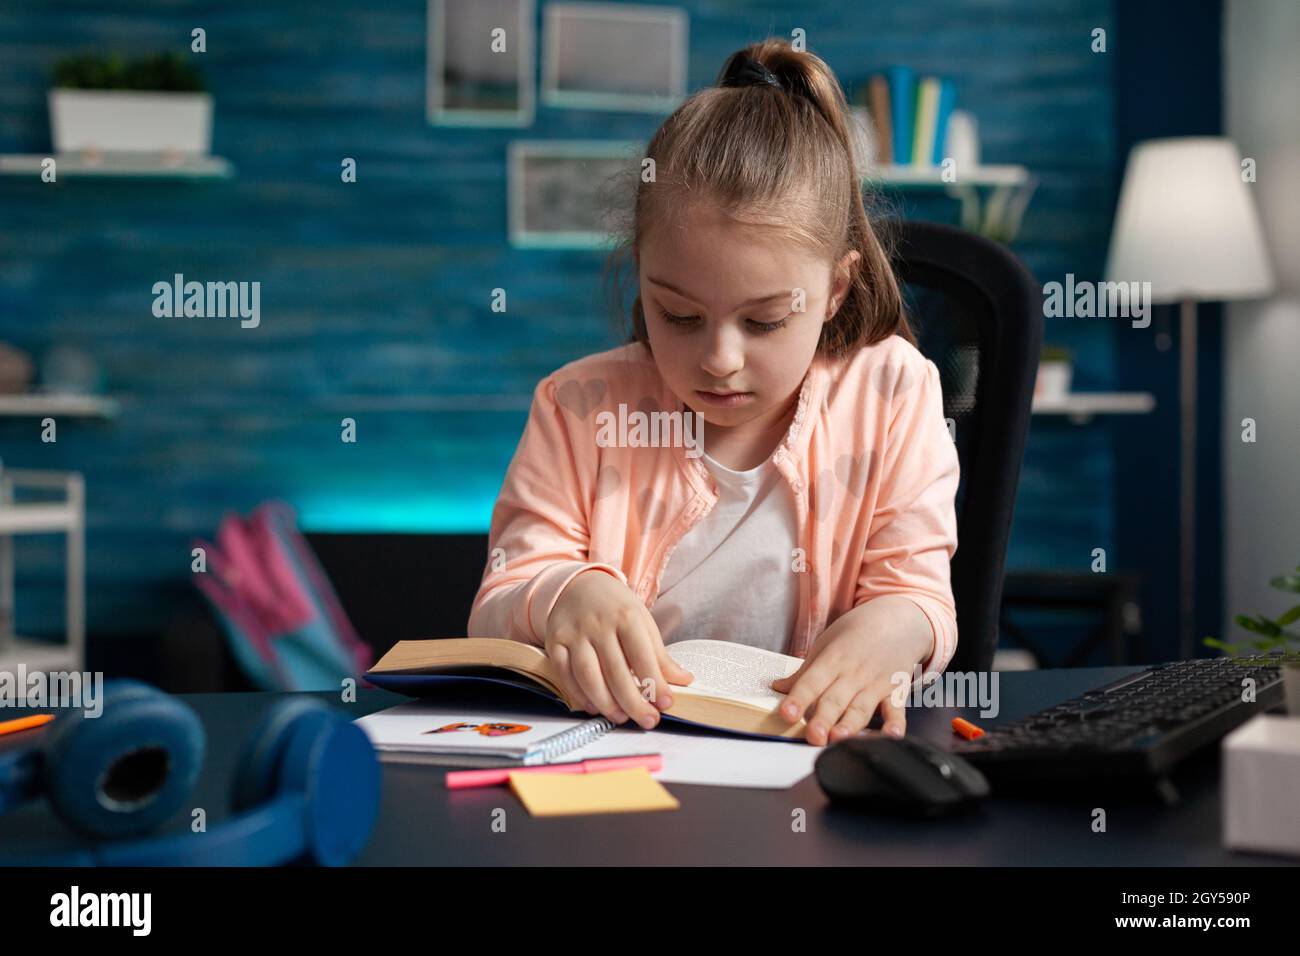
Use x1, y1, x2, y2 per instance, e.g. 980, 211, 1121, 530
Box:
1105, 137, 1275, 660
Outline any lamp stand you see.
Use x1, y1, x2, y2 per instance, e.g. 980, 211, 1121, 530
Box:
1179, 298, 1198, 660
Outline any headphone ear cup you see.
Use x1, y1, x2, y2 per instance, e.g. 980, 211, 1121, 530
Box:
230, 698, 334, 813
231, 699, 380, 866
41, 679, 204, 839
278, 710, 381, 867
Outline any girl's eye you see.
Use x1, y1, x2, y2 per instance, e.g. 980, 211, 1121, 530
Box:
660, 311, 791, 333
749, 316, 790, 334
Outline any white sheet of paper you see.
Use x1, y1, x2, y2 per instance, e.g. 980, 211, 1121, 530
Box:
576, 724, 822, 789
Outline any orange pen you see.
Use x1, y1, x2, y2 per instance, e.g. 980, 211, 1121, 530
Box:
0, 713, 55, 737
951, 717, 985, 740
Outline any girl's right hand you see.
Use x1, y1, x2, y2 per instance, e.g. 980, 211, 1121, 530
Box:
545, 569, 694, 729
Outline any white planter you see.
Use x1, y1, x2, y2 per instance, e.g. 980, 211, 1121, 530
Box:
1284, 663, 1300, 717
48, 89, 213, 154
1035, 360, 1073, 399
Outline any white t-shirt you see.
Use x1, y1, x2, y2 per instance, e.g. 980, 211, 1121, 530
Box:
650, 450, 800, 655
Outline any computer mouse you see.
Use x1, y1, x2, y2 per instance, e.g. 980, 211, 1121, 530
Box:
815, 734, 990, 817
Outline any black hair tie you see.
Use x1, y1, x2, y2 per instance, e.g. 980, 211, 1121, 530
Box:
721, 55, 784, 92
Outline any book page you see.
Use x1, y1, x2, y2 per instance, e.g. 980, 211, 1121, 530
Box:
664, 640, 804, 710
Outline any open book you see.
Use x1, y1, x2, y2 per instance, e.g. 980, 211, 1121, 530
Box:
364, 638, 808, 740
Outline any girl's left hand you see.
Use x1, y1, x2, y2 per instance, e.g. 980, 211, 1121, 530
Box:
770, 599, 932, 746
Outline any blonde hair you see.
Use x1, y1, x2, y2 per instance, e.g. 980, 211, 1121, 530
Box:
604, 37, 914, 357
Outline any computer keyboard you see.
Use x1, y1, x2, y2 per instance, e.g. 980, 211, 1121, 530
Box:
949, 657, 1288, 792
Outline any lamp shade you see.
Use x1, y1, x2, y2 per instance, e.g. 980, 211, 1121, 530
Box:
1104, 137, 1275, 304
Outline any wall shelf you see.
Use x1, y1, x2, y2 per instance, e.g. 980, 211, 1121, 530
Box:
0, 636, 81, 675
0, 393, 119, 418
866, 163, 1031, 187
1032, 391, 1156, 424
0, 152, 233, 179
865, 164, 1036, 241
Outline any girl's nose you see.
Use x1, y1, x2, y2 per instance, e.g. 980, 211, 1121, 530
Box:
699, 327, 745, 379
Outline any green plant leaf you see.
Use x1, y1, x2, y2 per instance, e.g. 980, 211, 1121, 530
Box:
1235, 614, 1282, 637
50, 50, 203, 91
1271, 574, 1300, 593
1207, 635, 1266, 656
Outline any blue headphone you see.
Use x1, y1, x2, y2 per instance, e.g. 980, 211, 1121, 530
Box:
0, 679, 381, 866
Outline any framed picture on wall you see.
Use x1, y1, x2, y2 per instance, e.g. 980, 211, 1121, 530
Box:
428, 0, 535, 126
508, 140, 641, 248
542, 3, 688, 112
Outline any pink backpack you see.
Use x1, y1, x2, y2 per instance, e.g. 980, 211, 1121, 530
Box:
191, 500, 374, 691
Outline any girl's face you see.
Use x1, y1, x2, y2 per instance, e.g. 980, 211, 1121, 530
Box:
637, 204, 857, 440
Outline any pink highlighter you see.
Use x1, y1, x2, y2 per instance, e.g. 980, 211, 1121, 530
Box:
445, 754, 663, 790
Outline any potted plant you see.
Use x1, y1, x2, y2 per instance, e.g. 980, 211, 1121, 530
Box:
1035, 344, 1073, 399
48, 52, 211, 156
1204, 561, 1300, 715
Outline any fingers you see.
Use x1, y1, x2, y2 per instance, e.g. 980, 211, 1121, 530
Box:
775, 657, 832, 728
877, 694, 907, 738
828, 688, 882, 744
658, 649, 694, 689
770, 661, 808, 699
810, 687, 905, 745
631, 609, 692, 695
656, 650, 693, 697
551, 609, 677, 728
627, 609, 693, 709
569, 641, 627, 724
653, 624, 694, 687
548, 644, 596, 714
775, 652, 894, 746
620, 619, 675, 712
598, 621, 662, 729
804, 677, 858, 746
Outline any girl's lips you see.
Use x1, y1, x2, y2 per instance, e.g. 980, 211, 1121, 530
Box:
695, 389, 754, 407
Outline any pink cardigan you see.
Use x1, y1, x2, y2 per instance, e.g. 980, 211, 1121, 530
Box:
469, 335, 960, 678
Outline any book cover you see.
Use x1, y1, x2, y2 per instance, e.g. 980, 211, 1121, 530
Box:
932, 78, 958, 165
913, 76, 940, 168
886, 65, 915, 165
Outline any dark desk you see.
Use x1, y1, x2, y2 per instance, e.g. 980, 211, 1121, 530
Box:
0, 667, 1289, 865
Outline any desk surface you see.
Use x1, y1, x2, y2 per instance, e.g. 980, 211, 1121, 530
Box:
0, 667, 1290, 866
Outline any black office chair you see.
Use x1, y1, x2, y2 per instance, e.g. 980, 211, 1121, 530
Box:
887, 219, 1042, 673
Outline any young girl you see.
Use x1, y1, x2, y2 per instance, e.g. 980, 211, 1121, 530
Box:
469, 39, 959, 747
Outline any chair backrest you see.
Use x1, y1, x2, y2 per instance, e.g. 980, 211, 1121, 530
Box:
887, 220, 1042, 673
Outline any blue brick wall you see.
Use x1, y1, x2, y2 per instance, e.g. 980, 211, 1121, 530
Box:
0, 0, 1147, 642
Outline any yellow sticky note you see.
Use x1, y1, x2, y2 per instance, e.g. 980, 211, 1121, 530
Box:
507, 767, 679, 817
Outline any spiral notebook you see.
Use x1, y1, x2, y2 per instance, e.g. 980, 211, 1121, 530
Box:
353, 701, 618, 768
